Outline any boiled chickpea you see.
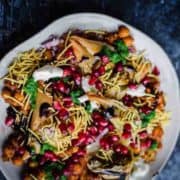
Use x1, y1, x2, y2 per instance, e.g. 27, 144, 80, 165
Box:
43, 49, 53, 61
12, 155, 23, 166
122, 35, 134, 46
118, 26, 130, 38
3, 144, 15, 159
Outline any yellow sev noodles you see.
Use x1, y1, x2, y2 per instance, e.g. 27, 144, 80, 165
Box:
4, 49, 44, 85
37, 106, 91, 155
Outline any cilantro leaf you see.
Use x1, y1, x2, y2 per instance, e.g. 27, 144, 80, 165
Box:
85, 101, 92, 113
114, 40, 129, 53
44, 162, 65, 180
70, 90, 83, 105
40, 143, 56, 155
141, 111, 156, 128
23, 77, 38, 109
101, 41, 129, 64
150, 140, 158, 150
63, 76, 71, 83
60, 175, 67, 180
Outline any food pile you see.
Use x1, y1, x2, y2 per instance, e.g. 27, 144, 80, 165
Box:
1, 26, 169, 180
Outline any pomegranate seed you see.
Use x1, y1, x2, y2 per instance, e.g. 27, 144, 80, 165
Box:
18, 147, 26, 155
108, 123, 115, 131
53, 101, 61, 111
71, 139, 79, 146
98, 126, 105, 133
57, 81, 65, 91
113, 144, 122, 152
65, 49, 74, 57
110, 135, 119, 142
63, 98, 73, 108
141, 77, 151, 86
138, 130, 148, 139
63, 67, 72, 76
100, 138, 110, 150
101, 55, 109, 64
71, 66, 76, 72
5, 116, 14, 126
76, 149, 86, 156
140, 139, 152, 149
99, 138, 106, 147
92, 111, 102, 120
88, 126, 98, 136
98, 119, 108, 127
72, 155, 79, 163
73, 72, 82, 85
40, 156, 46, 165
59, 123, 67, 134
114, 144, 128, 154
152, 66, 160, 75
120, 146, 129, 155
98, 66, 105, 76
124, 123, 132, 132
77, 132, 88, 145
44, 151, 58, 162
88, 75, 97, 85
140, 106, 152, 114
58, 108, 69, 120
95, 80, 103, 90
130, 142, 137, 148
85, 136, 94, 145
67, 122, 75, 132
63, 168, 71, 176
122, 95, 133, 107
93, 70, 100, 77
115, 62, 123, 72
122, 131, 132, 139
128, 83, 137, 90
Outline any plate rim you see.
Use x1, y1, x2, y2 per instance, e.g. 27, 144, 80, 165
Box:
0, 12, 180, 180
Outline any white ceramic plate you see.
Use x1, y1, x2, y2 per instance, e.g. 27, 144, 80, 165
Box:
0, 13, 179, 180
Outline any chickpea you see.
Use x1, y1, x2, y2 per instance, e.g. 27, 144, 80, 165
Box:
43, 49, 53, 61
133, 147, 140, 155
28, 160, 38, 168
4, 80, 17, 91
152, 126, 163, 139
2, 144, 15, 159
14, 91, 24, 102
122, 36, 134, 46
1, 88, 11, 99
73, 164, 82, 175
12, 155, 23, 166
118, 26, 130, 38
37, 170, 45, 179
69, 175, 79, 180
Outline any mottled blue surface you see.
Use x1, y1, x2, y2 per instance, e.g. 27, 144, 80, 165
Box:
0, 0, 179, 179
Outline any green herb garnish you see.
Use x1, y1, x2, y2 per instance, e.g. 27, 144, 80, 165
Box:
40, 143, 56, 155
60, 176, 67, 180
44, 162, 66, 180
85, 101, 92, 113
70, 89, 83, 105
141, 111, 156, 128
150, 140, 158, 150
63, 76, 71, 83
23, 77, 38, 108
101, 40, 129, 64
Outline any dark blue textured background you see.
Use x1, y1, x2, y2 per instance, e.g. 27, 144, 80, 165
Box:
0, 0, 179, 179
